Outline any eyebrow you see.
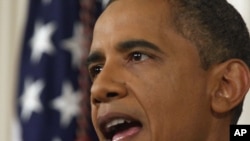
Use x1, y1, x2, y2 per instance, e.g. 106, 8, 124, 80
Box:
86, 51, 105, 68
117, 39, 163, 53
86, 39, 163, 68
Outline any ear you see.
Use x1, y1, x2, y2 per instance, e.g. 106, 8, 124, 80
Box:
209, 59, 250, 114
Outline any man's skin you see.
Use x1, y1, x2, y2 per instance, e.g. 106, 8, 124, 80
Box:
86, 0, 250, 140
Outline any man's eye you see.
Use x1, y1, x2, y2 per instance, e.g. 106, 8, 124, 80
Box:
89, 65, 103, 80
130, 52, 149, 62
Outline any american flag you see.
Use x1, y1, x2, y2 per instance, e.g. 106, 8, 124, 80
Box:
16, 0, 107, 141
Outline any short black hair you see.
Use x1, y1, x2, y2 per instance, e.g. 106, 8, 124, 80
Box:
169, 0, 250, 69
105, 0, 250, 124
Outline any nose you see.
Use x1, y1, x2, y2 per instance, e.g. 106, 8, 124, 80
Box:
90, 64, 127, 105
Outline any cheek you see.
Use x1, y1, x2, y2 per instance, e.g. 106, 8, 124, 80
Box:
131, 69, 174, 118
133, 68, 180, 109
132, 65, 210, 139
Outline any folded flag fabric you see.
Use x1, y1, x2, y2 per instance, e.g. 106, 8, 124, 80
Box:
17, 0, 88, 140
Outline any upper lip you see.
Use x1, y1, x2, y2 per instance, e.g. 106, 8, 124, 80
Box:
97, 112, 143, 140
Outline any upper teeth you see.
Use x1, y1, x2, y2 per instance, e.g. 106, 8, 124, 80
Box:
106, 119, 131, 129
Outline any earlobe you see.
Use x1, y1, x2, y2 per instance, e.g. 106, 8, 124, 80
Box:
210, 59, 250, 114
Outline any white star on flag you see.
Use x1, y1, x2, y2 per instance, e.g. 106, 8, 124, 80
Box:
101, 0, 110, 8
42, 0, 52, 4
62, 23, 83, 68
30, 21, 56, 63
20, 78, 45, 122
51, 81, 81, 128
52, 137, 62, 141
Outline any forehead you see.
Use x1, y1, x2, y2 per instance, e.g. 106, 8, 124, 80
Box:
91, 0, 174, 49
98, 0, 170, 28
105, 0, 169, 16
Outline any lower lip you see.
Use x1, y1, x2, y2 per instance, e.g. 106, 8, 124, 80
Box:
112, 126, 141, 141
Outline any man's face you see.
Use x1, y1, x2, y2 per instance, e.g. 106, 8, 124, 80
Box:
88, 0, 213, 140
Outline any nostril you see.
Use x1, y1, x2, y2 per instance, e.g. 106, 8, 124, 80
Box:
107, 92, 119, 98
92, 92, 120, 105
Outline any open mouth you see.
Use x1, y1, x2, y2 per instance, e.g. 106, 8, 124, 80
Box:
99, 114, 143, 141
